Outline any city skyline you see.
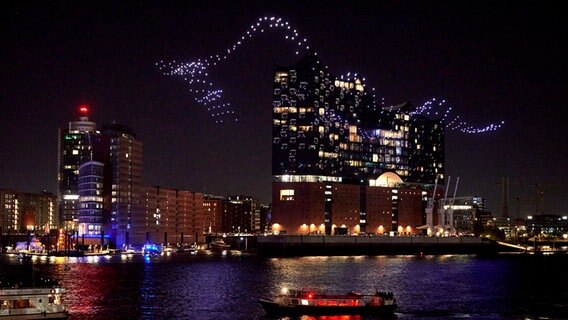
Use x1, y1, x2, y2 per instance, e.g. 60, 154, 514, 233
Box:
1, 1, 566, 217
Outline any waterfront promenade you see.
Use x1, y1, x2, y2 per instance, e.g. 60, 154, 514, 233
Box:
256, 234, 499, 256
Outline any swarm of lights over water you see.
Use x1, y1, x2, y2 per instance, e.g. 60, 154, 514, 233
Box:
157, 16, 503, 133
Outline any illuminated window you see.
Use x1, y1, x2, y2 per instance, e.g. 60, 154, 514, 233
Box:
280, 189, 295, 201
274, 72, 288, 82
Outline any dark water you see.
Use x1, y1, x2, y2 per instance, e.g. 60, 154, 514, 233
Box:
1, 253, 567, 320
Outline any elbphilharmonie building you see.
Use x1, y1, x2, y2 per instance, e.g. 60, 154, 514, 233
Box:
271, 51, 445, 235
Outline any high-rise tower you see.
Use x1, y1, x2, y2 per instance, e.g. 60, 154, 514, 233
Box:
57, 105, 107, 230
102, 123, 144, 248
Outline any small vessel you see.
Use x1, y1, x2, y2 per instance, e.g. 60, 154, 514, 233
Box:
142, 243, 162, 256
259, 288, 397, 316
188, 243, 199, 255
209, 239, 230, 252
177, 242, 198, 254
0, 287, 67, 319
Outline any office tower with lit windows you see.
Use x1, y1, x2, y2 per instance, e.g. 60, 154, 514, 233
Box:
102, 123, 144, 248
221, 196, 258, 234
77, 161, 107, 237
271, 51, 445, 235
58, 107, 144, 248
57, 106, 108, 230
447, 196, 490, 236
204, 195, 224, 234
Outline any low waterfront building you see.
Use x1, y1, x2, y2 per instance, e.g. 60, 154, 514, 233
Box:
0, 189, 57, 234
222, 196, 258, 234
272, 174, 439, 235
526, 215, 568, 237
204, 195, 223, 233
490, 217, 525, 239
446, 196, 492, 236
143, 186, 205, 246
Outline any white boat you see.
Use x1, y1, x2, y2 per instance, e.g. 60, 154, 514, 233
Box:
0, 287, 67, 319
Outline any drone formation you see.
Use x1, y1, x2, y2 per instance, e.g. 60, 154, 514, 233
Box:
157, 16, 503, 133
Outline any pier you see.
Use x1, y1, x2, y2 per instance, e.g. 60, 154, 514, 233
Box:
257, 235, 498, 257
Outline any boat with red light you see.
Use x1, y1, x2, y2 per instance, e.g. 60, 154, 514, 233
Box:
259, 288, 397, 316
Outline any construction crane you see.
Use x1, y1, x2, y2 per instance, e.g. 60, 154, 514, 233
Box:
435, 176, 452, 235
445, 177, 460, 234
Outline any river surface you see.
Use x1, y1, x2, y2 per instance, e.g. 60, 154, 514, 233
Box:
1, 253, 567, 320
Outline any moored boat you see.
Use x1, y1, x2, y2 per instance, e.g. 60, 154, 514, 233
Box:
209, 239, 230, 252
0, 287, 67, 319
259, 288, 397, 316
142, 243, 162, 256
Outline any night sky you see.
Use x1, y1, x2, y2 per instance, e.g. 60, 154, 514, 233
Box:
1, 1, 566, 217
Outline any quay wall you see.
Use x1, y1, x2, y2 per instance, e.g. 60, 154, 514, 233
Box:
256, 235, 498, 256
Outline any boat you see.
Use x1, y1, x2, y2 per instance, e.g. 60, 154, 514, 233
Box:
259, 288, 397, 316
187, 243, 199, 255
177, 242, 198, 254
0, 287, 67, 319
209, 239, 230, 252
142, 243, 162, 256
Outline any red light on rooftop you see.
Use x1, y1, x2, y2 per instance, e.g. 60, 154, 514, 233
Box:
79, 104, 89, 115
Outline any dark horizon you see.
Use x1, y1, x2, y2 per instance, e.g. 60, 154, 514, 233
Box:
1, 1, 566, 217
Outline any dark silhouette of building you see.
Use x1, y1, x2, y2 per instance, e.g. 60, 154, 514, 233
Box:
222, 196, 257, 234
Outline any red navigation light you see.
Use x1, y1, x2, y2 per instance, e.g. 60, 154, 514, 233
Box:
308, 293, 313, 299
79, 104, 89, 115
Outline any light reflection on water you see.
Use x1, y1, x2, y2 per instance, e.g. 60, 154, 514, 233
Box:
1, 253, 567, 319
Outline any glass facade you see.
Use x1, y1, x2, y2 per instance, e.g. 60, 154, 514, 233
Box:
58, 132, 94, 228
78, 161, 105, 235
272, 51, 444, 184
